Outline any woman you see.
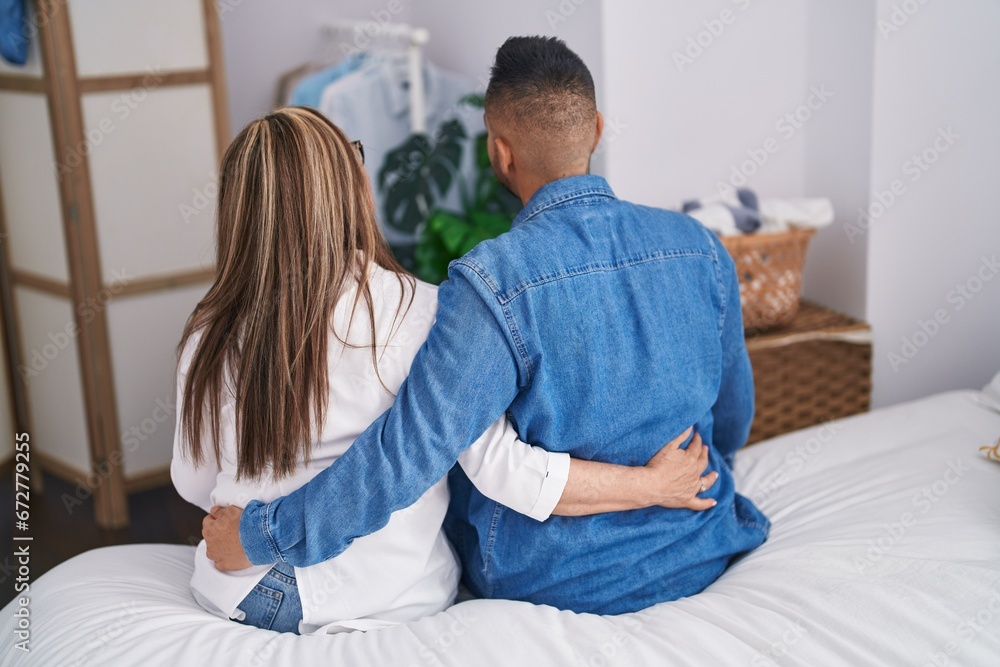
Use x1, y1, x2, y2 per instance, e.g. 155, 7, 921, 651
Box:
171, 107, 714, 635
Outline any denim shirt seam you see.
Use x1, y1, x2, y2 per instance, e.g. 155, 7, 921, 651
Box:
498, 250, 717, 305
699, 225, 727, 337
516, 188, 616, 226
453, 258, 535, 385
481, 501, 504, 597
261, 501, 283, 563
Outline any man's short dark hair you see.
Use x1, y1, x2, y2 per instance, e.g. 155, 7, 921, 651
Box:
485, 36, 596, 134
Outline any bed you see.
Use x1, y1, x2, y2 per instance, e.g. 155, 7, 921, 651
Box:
3, 384, 1000, 666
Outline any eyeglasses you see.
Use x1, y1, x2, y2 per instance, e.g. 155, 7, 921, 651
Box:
351, 140, 365, 165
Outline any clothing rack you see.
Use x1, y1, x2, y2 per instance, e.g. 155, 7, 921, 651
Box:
320, 20, 431, 134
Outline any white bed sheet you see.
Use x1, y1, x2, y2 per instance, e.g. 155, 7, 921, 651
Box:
3, 390, 999, 666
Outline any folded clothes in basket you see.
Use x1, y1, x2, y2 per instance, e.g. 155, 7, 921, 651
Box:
682, 188, 762, 235
759, 198, 834, 232
681, 188, 834, 236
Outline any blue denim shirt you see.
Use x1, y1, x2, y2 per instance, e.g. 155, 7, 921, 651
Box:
240, 175, 769, 615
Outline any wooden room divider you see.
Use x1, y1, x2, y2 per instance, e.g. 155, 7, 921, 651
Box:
0, 0, 229, 527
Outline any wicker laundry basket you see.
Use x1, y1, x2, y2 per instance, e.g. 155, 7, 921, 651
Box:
745, 301, 872, 444
721, 228, 816, 330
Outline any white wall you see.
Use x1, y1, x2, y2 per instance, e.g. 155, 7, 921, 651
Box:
800, 0, 875, 320
866, 0, 1000, 406
601, 0, 810, 208
415, 0, 604, 105
218, 0, 416, 134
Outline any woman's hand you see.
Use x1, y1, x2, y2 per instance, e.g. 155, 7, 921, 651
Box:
203, 505, 253, 571
551, 426, 718, 516
641, 428, 718, 511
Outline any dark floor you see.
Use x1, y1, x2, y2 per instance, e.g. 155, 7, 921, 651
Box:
1, 472, 204, 608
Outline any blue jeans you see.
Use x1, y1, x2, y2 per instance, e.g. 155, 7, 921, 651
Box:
235, 561, 302, 634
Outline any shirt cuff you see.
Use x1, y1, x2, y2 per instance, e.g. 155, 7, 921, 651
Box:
524, 451, 570, 521
240, 499, 282, 565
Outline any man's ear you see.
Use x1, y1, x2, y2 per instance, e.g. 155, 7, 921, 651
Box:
592, 111, 605, 153
494, 135, 515, 181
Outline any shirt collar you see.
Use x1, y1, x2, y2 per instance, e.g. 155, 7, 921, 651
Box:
512, 175, 617, 229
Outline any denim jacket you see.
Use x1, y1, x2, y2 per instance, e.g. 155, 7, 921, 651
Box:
240, 175, 769, 614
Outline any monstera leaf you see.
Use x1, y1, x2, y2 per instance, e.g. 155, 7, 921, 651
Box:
378, 119, 467, 234
380, 93, 523, 283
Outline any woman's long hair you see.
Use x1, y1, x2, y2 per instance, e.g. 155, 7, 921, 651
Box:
178, 106, 413, 480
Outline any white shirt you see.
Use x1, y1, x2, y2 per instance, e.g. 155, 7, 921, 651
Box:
317, 55, 482, 246
171, 264, 569, 634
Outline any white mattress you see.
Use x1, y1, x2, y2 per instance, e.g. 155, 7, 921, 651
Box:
3, 390, 999, 666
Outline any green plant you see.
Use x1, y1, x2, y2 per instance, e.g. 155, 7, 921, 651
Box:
378, 94, 521, 284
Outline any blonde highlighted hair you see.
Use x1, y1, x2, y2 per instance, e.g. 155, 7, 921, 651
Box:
178, 107, 413, 480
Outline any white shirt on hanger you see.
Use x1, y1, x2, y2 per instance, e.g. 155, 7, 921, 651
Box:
317, 54, 482, 245
171, 263, 569, 634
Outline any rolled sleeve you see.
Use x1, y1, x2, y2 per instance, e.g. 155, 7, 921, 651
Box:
525, 450, 570, 521
458, 418, 571, 522
240, 499, 283, 565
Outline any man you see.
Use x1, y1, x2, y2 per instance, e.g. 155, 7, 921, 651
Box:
205, 36, 768, 615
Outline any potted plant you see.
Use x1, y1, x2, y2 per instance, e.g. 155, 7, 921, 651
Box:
378, 95, 521, 284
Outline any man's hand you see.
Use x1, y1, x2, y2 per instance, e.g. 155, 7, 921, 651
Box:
642, 428, 718, 511
202, 505, 253, 571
